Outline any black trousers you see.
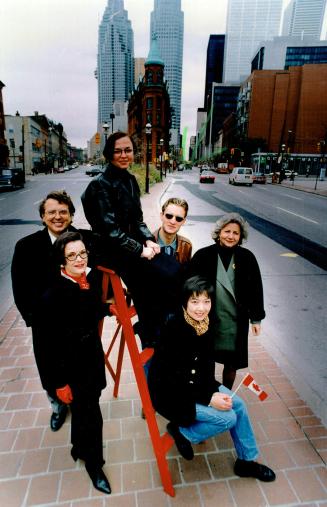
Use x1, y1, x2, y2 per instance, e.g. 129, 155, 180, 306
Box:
103, 250, 184, 347
70, 387, 104, 467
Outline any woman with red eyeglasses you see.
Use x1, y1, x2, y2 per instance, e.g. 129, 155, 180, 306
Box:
39, 231, 111, 494
81, 132, 183, 347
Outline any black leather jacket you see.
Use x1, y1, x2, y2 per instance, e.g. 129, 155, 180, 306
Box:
81, 163, 154, 256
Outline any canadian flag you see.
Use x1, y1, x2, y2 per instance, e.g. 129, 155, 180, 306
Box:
242, 373, 268, 401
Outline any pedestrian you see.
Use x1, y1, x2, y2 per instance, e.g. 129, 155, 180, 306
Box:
148, 276, 275, 482
39, 231, 111, 494
11, 190, 94, 432
153, 197, 192, 264
188, 213, 265, 389
81, 131, 182, 347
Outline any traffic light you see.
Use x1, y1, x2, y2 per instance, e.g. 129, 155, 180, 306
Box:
317, 142, 321, 153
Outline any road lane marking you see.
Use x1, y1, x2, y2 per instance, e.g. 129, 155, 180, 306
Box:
276, 207, 319, 224
284, 193, 302, 200
0, 197, 5, 201
33, 200, 42, 205
18, 190, 31, 194
280, 252, 298, 258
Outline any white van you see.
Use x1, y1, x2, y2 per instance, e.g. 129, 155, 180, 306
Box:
229, 167, 254, 186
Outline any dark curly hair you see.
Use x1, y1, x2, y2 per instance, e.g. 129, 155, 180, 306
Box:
53, 231, 85, 266
39, 190, 75, 218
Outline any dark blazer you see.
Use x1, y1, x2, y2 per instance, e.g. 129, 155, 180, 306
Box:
38, 269, 107, 393
148, 312, 220, 427
188, 243, 265, 368
11, 226, 95, 327
81, 163, 154, 258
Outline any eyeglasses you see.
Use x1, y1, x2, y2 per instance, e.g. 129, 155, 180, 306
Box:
164, 213, 185, 223
65, 250, 89, 262
45, 210, 70, 217
113, 148, 133, 156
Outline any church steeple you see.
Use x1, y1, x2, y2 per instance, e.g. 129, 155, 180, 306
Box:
145, 35, 164, 67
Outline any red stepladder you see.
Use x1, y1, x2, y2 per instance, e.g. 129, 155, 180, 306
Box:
97, 266, 176, 497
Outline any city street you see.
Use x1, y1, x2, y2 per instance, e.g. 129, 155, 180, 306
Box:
1, 167, 326, 426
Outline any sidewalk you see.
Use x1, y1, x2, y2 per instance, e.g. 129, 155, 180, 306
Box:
277, 176, 327, 197
0, 180, 326, 506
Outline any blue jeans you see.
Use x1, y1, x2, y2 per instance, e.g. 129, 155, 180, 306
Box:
179, 386, 258, 461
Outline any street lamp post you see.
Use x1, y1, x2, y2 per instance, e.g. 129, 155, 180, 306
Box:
159, 138, 164, 180
102, 122, 110, 144
110, 113, 115, 134
278, 143, 286, 183
145, 123, 152, 193
48, 126, 53, 173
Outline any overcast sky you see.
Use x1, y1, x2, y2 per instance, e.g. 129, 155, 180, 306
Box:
2, 0, 323, 149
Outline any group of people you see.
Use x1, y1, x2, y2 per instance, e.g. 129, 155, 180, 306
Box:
11, 131, 275, 496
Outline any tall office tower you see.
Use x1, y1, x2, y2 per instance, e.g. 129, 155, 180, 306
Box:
282, 0, 326, 40
223, 0, 283, 84
150, 0, 184, 147
97, 0, 134, 130
204, 35, 225, 109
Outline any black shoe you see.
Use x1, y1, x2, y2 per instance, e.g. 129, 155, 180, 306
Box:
234, 459, 276, 482
167, 422, 194, 460
50, 406, 68, 432
85, 464, 111, 494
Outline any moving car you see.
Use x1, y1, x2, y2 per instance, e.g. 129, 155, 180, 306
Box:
199, 170, 215, 184
0, 167, 25, 190
229, 167, 254, 186
85, 165, 105, 177
253, 172, 267, 184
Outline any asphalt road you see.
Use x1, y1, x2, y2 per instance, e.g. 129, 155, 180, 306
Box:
161, 170, 327, 425
1, 166, 326, 424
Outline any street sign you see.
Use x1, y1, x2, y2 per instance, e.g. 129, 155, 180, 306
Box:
95, 133, 101, 144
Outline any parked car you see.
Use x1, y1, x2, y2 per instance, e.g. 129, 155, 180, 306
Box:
0, 167, 25, 190
85, 165, 105, 177
199, 170, 215, 184
253, 172, 267, 184
229, 167, 254, 186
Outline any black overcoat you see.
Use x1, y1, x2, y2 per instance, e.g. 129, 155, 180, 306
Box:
37, 269, 107, 394
11, 226, 96, 327
148, 312, 220, 427
188, 243, 265, 368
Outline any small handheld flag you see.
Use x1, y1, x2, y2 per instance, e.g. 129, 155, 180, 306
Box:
231, 373, 268, 401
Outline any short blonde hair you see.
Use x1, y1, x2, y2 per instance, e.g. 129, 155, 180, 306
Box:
161, 197, 188, 217
212, 213, 248, 245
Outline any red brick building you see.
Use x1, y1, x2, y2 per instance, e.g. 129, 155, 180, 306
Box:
237, 64, 327, 154
128, 39, 170, 164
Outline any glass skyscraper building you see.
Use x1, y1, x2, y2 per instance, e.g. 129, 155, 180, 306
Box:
97, 0, 134, 130
223, 0, 283, 84
282, 0, 326, 39
150, 0, 184, 147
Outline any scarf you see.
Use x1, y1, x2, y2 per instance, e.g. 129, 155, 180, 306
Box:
61, 269, 90, 290
183, 307, 209, 336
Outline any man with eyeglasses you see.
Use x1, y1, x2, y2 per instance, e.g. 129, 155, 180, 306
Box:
153, 197, 192, 263
11, 190, 93, 432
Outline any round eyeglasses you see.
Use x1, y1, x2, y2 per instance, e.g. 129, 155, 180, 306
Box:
65, 250, 89, 262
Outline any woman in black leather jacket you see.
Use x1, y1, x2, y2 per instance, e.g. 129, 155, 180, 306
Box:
81, 132, 182, 346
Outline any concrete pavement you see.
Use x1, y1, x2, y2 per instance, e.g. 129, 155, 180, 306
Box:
0, 176, 326, 506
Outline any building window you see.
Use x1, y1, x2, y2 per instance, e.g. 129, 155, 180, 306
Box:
146, 97, 153, 109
